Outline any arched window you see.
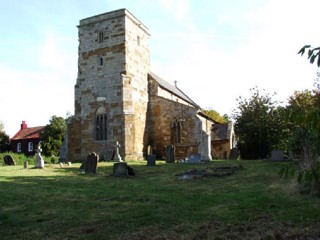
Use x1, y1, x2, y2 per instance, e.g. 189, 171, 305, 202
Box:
95, 106, 107, 141
172, 119, 182, 144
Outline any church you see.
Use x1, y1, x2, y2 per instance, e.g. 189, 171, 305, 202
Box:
66, 9, 217, 162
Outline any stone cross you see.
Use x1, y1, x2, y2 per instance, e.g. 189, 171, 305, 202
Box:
35, 144, 44, 168
114, 141, 123, 162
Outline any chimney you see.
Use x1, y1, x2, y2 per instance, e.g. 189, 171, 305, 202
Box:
21, 121, 27, 130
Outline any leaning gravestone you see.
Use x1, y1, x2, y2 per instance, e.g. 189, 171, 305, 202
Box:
85, 152, 98, 174
229, 148, 240, 160
4, 155, 16, 165
271, 150, 284, 161
147, 154, 156, 166
35, 145, 44, 168
165, 145, 175, 163
113, 162, 128, 177
189, 154, 201, 164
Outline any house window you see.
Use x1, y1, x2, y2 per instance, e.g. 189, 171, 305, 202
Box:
172, 119, 182, 144
17, 143, 21, 152
28, 142, 34, 152
95, 106, 107, 141
99, 31, 104, 43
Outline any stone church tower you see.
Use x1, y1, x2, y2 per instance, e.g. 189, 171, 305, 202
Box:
67, 9, 150, 161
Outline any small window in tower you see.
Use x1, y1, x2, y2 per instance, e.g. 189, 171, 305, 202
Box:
99, 57, 103, 66
99, 31, 104, 43
137, 35, 140, 46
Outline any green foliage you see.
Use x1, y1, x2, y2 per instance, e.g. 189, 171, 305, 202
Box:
203, 109, 228, 123
0, 131, 10, 152
39, 115, 66, 157
286, 90, 320, 168
232, 87, 288, 159
0, 152, 35, 165
298, 45, 320, 67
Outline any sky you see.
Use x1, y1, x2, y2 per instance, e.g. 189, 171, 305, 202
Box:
1, 0, 320, 137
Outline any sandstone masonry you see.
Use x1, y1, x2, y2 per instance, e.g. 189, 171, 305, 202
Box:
67, 9, 215, 162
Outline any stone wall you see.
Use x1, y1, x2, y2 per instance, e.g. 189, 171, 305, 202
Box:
67, 9, 150, 161
147, 76, 212, 160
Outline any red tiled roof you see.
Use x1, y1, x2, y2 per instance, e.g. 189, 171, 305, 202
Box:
11, 126, 45, 140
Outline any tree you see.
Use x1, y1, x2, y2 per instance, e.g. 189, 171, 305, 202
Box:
0, 130, 10, 152
298, 45, 320, 67
203, 109, 228, 123
232, 87, 288, 159
39, 116, 67, 157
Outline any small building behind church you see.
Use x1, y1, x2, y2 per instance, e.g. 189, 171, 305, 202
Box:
67, 9, 217, 162
211, 122, 236, 159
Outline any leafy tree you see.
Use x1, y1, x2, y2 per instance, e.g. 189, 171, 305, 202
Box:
0, 130, 10, 152
40, 115, 66, 157
298, 45, 320, 67
232, 87, 288, 159
203, 109, 228, 123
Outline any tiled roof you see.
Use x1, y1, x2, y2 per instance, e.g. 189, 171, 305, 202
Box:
11, 126, 45, 140
148, 72, 200, 109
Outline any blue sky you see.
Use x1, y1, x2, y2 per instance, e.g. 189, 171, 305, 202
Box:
1, 0, 320, 136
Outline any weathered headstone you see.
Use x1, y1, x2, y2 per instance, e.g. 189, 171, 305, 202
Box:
4, 155, 16, 165
147, 154, 156, 166
85, 152, 98, 174
58, 133, 67, 163
165, 145, 175, 163
113, 162, 128, 177
271, 150, 284, 161
114, 141, 123, 162
189, 154, 201, 164
229, 148, 240, 160
35, 145, 44, 168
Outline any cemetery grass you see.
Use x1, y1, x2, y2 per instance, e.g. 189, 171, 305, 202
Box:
1, 160, 320, 239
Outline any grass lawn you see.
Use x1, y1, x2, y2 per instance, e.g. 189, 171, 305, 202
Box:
0, 160, 320, 239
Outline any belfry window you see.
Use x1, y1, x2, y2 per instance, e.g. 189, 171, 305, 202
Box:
99, 31, 104, 43
95, 106, 107, 141
172, 119, 182, 144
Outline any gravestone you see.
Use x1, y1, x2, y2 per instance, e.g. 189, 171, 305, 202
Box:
4, 155, 16, 165
271, 150, 284, 161
189, 154, 201, 164
113, 162, 128, 177
147, 154, 156, 166
35, 145, 44, 168
58, 134, 67, 163
114, 141, 123, 162
85, 152, 99, 174
165, 145, 175, 163
229, 148, 240, 160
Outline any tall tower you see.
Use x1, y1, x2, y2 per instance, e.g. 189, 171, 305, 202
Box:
67, 9, 150, 161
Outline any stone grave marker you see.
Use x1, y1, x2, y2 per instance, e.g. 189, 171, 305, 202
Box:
229, 148, 240, 160
147, 154, 156, 166
114, 141, 123, 162
35, 145, 44, 168
271, 150, 284, 161
165, 145, 175, 163
189, 154, 201, 164
113, 162, 128, 177
4, 155, 16, 165
85, 152, 99, 174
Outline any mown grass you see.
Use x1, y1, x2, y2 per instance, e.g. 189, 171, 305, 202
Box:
0, 160, 320, 239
